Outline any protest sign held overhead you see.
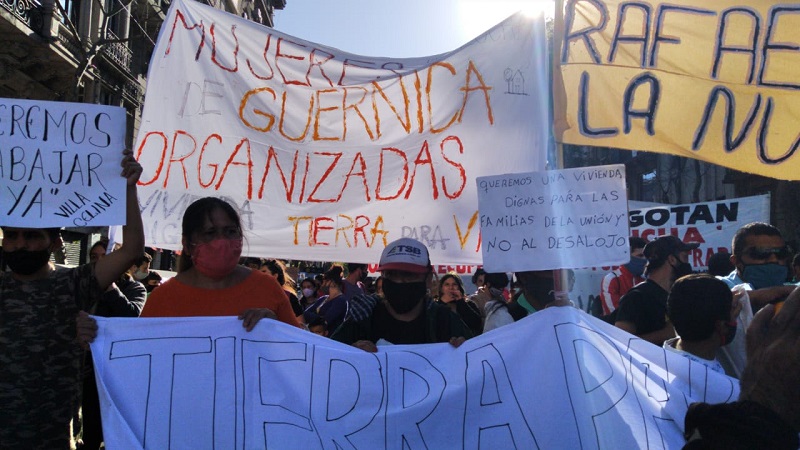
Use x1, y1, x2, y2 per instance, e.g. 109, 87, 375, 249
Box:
91, 308, 737, 449
0, 98, 127, 227
477, 165, 629, 272
554, 0, 800, 180
134, 0, 551, 263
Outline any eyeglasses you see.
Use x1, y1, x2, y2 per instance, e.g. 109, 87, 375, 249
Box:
744, 246, 791, 261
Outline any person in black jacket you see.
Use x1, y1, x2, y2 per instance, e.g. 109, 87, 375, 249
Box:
436, 272, 483, 337
331, 238, 470, 350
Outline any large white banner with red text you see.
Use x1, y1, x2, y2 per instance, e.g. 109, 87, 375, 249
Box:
91, 308, 737, 449
134, 0, 550, 263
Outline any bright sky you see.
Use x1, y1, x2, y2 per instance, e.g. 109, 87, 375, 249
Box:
273, 0, 555, 58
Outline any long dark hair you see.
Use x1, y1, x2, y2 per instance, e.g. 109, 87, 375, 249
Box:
263, 258, 295, 293
178, 197, 242, 273
324, 264, 345, 288
438, 272, 465, 299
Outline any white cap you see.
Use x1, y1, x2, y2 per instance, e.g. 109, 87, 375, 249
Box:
377, 238, 430, 273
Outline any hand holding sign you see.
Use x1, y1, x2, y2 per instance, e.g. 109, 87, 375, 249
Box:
120, 149, 142, 187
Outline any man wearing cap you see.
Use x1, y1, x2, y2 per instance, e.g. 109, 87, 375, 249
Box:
331, 238, 471, 350
0, 149, 144, 449
614, 235, 698, 346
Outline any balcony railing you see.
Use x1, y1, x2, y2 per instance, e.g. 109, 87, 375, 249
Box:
1, 0, 42, 29
102, 29, 132, 72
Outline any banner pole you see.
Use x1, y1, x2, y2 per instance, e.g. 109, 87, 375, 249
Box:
552, 0, 569, 297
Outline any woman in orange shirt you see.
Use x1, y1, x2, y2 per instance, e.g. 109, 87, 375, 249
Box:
140, 197, 300, 330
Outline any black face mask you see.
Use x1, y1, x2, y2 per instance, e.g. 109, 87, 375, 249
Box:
671, 260, 693, 280
522, 276, 555, 304
3, 249, 52, 275
383, 278, 426, 314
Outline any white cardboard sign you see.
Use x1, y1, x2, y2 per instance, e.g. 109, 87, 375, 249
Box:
477, 165, 629, 272
0, 98, 127, 227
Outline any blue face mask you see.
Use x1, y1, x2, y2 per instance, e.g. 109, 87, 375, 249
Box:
742, 263, 788, 289
624, 256, 647, 277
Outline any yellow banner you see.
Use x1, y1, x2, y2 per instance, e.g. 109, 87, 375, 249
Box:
553, 0, 800, 180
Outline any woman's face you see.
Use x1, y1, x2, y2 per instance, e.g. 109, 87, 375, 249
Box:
90, 244, 106, 263
440, 277, 463, 302
301, 280, 315, 295
190, 208, 242, 246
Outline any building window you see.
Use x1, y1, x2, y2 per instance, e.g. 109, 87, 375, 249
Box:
59, 0, 80, 26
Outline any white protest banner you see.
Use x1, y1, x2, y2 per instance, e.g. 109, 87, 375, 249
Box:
134, 0, 550, 264
91, 308, 737, 449
629, 194, 771, 270
476, 165, 628, 272
0, 98, 127, 227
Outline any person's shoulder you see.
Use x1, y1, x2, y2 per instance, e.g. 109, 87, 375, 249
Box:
129, 279, 147, 295
426, 298, 450, 312
118, 276, 142, 289
635, 279, 663, 293
342, 279, 365, 297
620, 283, 645, 299
348, 293, 380, 319
53, 263, 92, 279
603, 268, 622, 279
148, 275, 181, 297
484, 299, 507, 315
617, 284, 646, 309
351, 292, 379, 303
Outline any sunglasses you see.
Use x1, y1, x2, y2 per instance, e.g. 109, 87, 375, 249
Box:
744, 246, 791, 260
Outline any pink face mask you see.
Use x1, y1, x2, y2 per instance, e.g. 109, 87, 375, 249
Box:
191, 237, 242, 279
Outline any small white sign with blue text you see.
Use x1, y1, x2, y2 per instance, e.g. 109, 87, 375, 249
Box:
477, 165, 629, 272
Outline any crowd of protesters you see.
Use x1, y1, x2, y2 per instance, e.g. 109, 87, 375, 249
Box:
2, 186, 800, 448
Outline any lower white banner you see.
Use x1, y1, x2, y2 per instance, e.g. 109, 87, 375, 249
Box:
91, 308, 737, 449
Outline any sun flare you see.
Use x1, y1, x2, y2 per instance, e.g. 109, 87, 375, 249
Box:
456, 0, 554, 42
